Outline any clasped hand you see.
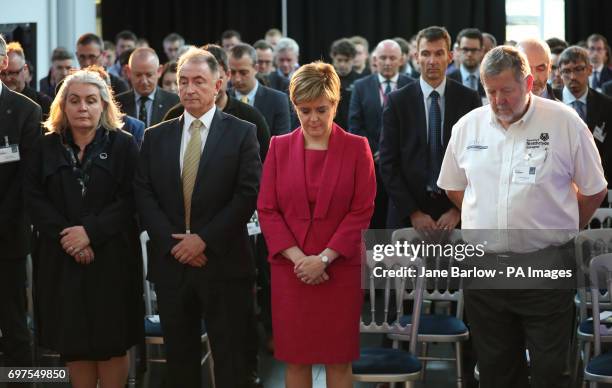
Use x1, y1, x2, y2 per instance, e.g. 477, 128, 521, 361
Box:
171, 233, 207, 267
294, 255, 329, 285
60, 226, 94, 264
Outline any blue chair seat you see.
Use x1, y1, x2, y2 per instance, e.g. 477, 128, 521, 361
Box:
398, 314, 468, 335
145, 315, 206, 337
586, 352, 612, 376
353, 347, 421, 375
579, 319, 612, 335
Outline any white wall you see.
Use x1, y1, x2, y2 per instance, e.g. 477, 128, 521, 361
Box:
0, 0, 96, 89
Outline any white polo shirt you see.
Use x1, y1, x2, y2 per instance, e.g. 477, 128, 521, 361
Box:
438, 94, 606, 234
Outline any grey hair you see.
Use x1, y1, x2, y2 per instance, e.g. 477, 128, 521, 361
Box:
43, 69, 123, 134
177, 47, 219, 77
480, 45, 530, 84
275, 37, 299, 56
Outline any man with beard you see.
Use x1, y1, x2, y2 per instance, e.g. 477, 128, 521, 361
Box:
439, 45, 607, 388
517, 38, 559, 100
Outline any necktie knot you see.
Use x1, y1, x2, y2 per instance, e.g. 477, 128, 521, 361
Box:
189, 119, 203, 134
430, 90, 440, 101
571, 100, 586, 121
240, 95, 249, 104
384, 80, 392, 95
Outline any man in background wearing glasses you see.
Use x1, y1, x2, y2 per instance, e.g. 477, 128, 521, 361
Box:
586, 34, 612, 92
0, 41, 51, 118
75, 33, 128, 95
448, 28, 487, 99
558, 45, 612, 190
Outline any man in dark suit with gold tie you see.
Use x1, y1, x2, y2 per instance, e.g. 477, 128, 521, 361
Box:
134, 48, 261, 388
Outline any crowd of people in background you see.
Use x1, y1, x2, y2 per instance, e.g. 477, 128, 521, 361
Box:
1, 23, 612, 388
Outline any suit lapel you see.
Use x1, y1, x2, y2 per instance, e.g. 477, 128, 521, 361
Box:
169, 117, 184, 201
125, 91, 137, 117
442, 81, 455, 146
151, 88, 165, 124
313, 124, 345, 219
289, 129, 311, 220
194, 109, 226, 188
587, 89, 602, 131
411, 84, 428, 145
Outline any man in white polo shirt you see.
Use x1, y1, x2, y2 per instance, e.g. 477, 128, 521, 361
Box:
438, 46, 607, 388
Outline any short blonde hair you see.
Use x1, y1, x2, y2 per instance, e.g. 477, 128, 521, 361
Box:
43, 69, 123, 134
289, 61, 340, 105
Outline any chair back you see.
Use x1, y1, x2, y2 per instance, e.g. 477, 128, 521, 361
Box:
589, 208, 612, 229
362, 250, 425, 355
575, 229, 612, 321
588, 253, 612, 355
391, 228, 465, 318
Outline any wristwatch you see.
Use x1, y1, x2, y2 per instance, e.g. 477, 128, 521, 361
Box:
320, 255, 330, 266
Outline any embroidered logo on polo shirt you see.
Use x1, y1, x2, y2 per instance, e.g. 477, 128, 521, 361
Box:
526, 133, 550, 149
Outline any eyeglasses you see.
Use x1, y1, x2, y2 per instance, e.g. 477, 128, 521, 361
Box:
460, 47, 481, 54
560, 65, 587, 77
77, 53, 101, 62
588, 47, 606, 53
0, 66, 24, 78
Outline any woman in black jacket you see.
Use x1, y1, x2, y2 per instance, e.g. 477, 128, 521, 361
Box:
25, 69, 142, 388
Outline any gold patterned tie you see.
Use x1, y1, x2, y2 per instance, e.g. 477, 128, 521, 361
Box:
182, 119, 203, 232
241, 95, 249, 104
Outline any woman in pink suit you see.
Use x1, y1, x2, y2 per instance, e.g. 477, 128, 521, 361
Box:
257, 61, 376, 388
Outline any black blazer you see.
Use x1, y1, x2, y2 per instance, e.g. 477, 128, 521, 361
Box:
116, 87, 180, 127
602, 79, 612, 98
133, 109, 262, 286
230, 84, 291, 136
586, 88, 612, 185
348, 73, 414, 154
265, 71, 290, 94
596, 66, 612, 89
379, 78, 481, 227
0, 84, 42, 259
447, 68, 486, 98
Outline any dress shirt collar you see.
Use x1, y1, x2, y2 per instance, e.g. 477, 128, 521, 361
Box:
235, 80, 259, 105
184, 104, 216, 131
420, 76, 447, 99
460, 64, 480, 82
562, 87, 588, 106
134, 87, 156, 103
378, 72, 400, 85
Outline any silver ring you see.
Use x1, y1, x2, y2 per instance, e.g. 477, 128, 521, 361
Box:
79, 251, 84, 257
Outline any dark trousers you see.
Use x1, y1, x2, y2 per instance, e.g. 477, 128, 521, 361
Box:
464, 289, 574, 388
370, 163, 388, 229
156, 269, 252, 388
0, 258, 32, 367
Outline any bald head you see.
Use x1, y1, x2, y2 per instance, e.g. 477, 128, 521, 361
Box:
517, 38, 551, 97
375, 39, 402, 79
129, 47, 159, 68
127, 47, 161, 97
